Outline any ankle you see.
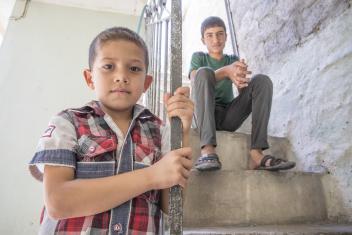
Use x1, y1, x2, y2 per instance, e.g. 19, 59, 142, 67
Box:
201, 145, 216, 155
249, 149, 264, 164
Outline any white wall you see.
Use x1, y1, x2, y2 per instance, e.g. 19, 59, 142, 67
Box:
0, 1, 138, 234
0, 0, 16, 44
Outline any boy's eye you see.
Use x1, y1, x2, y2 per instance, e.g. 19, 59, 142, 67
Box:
102, 64, 114, 70
130, 66, 142, 72
216, 32, 225, 37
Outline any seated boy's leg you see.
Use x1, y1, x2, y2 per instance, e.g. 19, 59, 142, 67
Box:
192, 67, 221, 171
192, 67, 217, 148
220, 74, 272, 147
220, 74, 272, 162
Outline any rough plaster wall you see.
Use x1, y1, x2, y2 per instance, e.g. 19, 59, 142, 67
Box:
0, 1, 138, 234
229, 0, 352, 221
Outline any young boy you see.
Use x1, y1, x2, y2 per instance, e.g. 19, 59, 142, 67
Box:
189, 16, 295, 171
29, 27, 194, 234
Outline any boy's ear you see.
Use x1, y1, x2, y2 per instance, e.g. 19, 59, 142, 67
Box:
83, 69, 95, 90
143, 75, 153, 92
201, 37, 205, 45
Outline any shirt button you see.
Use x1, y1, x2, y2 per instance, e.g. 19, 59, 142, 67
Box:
113, 223, 122, 232
89, 146, 96, 153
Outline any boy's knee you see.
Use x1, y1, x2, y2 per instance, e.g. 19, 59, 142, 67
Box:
195, 67, 215, 84
251, 74, 273, 89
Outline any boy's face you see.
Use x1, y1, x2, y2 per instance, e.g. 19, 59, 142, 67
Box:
202, 26, 227, 55
84, 40, 152, 114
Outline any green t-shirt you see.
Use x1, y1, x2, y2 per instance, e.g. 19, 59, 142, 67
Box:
189, 52, 238, 105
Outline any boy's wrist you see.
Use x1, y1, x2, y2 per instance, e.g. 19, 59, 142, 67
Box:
143, 166, 157, 190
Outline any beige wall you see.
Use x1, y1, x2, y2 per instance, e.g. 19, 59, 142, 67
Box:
0, 1, 138, 234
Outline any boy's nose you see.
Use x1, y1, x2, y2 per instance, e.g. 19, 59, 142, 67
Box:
114, 72, 129, 84
212, 37, 219, 44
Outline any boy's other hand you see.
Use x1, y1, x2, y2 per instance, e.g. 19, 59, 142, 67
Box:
164, 87, 194, 134
149, 147, 193, 189
228, 59, 252, 89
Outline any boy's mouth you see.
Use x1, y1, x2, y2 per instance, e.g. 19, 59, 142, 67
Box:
111, 88, 131, 94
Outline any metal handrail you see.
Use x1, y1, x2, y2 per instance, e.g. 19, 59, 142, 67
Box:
140, 1, 183, 234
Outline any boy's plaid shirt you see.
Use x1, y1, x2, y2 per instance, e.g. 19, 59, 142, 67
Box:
29, 101, 170, 235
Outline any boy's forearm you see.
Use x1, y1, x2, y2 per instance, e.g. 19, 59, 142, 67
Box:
44, 165, 156, 220
214, 65, 230, 81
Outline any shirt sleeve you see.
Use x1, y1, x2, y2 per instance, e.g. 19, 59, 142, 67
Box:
28, 112, 78, 181
229, 54, 239, 64
188, 52, 205, 78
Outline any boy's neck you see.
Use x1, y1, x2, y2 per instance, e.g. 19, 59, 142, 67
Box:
208, 52, 224, 61
102, 105, 133, 136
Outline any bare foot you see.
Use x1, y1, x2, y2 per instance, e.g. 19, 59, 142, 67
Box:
249, 149, 271, 170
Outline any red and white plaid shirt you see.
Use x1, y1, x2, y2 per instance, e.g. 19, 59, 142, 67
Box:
29, 101, 170, 235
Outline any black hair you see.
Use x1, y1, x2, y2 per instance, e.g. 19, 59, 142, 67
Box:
88, 27, 149, 71
201, 16, 227, 38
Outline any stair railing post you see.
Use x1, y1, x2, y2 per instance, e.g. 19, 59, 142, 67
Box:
224, 0, 240, 57
156, 21, 163, 116
169, 0, 183, 234
162, 19, 169, 122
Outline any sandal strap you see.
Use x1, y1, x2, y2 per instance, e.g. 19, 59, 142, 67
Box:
271, 157, 285, 166
260, 155, 275, 167
261, 155, 287, 167
196, 154, 219, 164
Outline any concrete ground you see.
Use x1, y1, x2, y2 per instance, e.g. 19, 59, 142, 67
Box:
183, 223, 352, 235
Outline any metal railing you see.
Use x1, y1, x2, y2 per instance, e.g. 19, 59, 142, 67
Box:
140, 0, 183, 234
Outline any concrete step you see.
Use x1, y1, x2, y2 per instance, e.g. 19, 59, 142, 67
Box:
184, 170, 327, 227
183, 223, 352, 235
190, 129, 296, 171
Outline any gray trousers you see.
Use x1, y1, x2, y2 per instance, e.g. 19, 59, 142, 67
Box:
192, 67, 273, 150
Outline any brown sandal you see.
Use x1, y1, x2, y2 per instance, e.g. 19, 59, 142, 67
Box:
256, 155, 295, 171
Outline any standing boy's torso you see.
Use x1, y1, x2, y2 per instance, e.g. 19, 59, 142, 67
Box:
30, 100, 168, 234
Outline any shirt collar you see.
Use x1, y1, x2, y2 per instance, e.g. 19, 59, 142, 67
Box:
85, 100, 156, 121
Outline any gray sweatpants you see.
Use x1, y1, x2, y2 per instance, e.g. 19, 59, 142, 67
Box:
192, 67, 273, 150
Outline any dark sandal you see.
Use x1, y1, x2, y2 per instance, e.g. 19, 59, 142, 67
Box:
195, 154, 222, 171
257, 155, 296, 171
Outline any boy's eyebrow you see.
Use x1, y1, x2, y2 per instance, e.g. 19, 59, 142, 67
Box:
205, 30, 225, 35
101, 57, 144, 63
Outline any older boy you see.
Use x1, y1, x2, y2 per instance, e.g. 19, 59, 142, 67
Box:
189, 16, 295, 171
29, 27, 193, 234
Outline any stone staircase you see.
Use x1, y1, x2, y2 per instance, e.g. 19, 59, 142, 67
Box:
180, 130, 352, 234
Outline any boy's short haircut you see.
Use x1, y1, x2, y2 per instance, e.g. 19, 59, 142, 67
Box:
201, 16, 227, 38
88, 27, 149, 71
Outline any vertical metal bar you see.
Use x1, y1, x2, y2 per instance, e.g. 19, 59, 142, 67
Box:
155, 22, 159, 116
146, 23, 153, 108
163, 19, 170, 122
152, 23, 158, 113
224, 0, 240, 57
148, 23, 153, 110
154, 22, 159, 114
157, 21, 163, 116
169, 0, 183, 234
